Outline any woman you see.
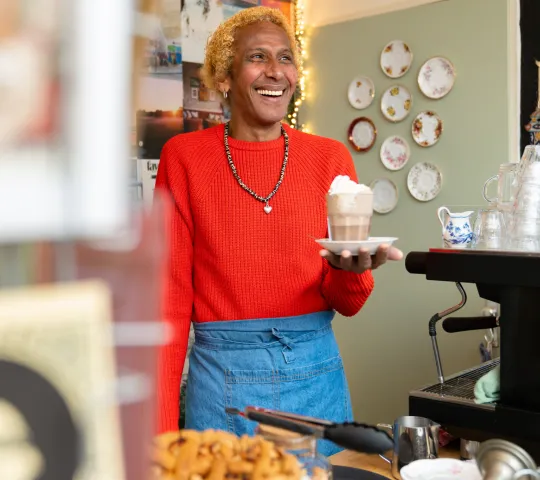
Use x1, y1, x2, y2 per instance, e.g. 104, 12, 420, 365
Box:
155, 6, 402, 455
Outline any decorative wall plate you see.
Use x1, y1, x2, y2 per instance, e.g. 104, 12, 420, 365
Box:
381, 85, 412, 122
412, 111, 443, 147
348, 117, 377, 152
347, 75, 375, 110
380, 40, 413, 79
407, 162, 443, 202
380, 135, 410, 171
370, 178, 399, 214
418, 56, 456, 99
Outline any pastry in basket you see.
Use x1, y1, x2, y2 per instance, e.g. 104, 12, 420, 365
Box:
150, 429, 304, 480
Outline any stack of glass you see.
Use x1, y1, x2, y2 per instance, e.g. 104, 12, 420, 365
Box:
506, 146, 540, 251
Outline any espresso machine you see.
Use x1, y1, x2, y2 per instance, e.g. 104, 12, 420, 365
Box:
405, 249, 540, 461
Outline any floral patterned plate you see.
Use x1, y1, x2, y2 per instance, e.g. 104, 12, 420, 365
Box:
407, 162, 443, 202
348, 117, 377, 152
418, 56, 456, 99
380, 40, 413, 79
380, 135, 410, 171
347, 75, 375, 110
412, 111, 443, 147
381, 85, 412, 122
370, 178, 399, 214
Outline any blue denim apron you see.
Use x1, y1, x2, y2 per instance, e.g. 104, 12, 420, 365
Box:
184, 311, 353, 457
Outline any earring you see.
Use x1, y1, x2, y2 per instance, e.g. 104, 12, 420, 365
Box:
223, 91, 228, 99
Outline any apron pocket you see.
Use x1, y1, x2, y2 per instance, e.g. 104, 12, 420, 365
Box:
225, 355, 351, 438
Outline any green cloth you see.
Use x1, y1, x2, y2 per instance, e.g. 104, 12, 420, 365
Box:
474, 365, 500, 404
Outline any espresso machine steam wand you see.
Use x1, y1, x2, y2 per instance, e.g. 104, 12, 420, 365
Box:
429, 282, 467, 384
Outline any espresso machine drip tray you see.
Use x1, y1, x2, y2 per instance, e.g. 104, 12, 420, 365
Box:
411, 359, 500, 408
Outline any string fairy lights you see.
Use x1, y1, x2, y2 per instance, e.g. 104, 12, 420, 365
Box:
287, 0, 308, 131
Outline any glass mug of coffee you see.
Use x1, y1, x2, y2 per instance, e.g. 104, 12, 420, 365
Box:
327, 176, 374, 241
327, 191, 374, 241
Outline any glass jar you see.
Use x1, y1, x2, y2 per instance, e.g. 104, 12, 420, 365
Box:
255, 424, 332, 480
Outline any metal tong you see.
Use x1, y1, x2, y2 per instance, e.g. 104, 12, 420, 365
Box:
226, 406, 393, 454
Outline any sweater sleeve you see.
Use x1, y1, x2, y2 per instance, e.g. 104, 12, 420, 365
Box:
321, 142, 375, 317
154, 140, 194, 433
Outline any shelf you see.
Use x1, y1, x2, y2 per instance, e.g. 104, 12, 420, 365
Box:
406, 250, 540, 289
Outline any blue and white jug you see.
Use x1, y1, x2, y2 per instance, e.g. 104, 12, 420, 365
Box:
437, 207, 474, 249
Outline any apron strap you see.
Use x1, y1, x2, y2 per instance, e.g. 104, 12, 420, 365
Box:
271, 328, 296, 364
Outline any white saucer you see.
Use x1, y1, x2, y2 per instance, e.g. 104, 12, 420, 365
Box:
316, 237, 398, 255
400, 459, 481, 480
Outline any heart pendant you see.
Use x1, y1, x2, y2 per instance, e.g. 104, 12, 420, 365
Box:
264, 204, 272, 214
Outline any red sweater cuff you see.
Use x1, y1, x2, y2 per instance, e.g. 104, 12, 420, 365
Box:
322, 267, 374, 317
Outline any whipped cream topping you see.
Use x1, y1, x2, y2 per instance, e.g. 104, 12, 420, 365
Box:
328, 175, 371, 195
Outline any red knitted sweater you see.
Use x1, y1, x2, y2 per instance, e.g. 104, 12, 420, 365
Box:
155, 123, 374, 433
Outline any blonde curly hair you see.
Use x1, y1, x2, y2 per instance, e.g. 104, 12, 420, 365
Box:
200, 6, 298, 94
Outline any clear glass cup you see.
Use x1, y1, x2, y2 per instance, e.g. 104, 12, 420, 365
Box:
505, 154, 540, 252
506, 214, 540, 251
483, 163, 519, 211
327, 192, 373, 241
513, 182, 540, 216
255, 425, 332, 480
522, 163, 540, 185
471, 208, 505, 250
517, 145, 540, 182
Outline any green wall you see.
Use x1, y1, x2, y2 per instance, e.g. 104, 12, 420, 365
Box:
303, 0, 509, 423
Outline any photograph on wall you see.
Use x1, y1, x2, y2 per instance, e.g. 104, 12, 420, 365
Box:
223, 3, 246, 19
260, 0, 293, 24
182, 59, 227, 132
184, 110, 225, 133
142, 0, 182, 74
137, 159, 160, 206
223, 0, 259, 8
223, 0, 258, 6
223, 0, 258, 19
181, 0, 224, 63
136, 73, 184, 159
183, 61, 223, 113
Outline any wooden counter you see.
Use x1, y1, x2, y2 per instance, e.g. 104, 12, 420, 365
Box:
330, 444, 461, 478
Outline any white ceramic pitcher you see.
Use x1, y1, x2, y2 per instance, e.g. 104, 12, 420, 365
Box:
437, 207, 474, 249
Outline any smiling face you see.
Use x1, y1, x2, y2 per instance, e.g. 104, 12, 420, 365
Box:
219, 21, 298, 128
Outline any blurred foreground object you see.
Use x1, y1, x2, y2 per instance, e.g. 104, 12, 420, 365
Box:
0, 280, 124, 479
0, 195, 170, 479
0, 1, 169, 477
0, 0, 147, 242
